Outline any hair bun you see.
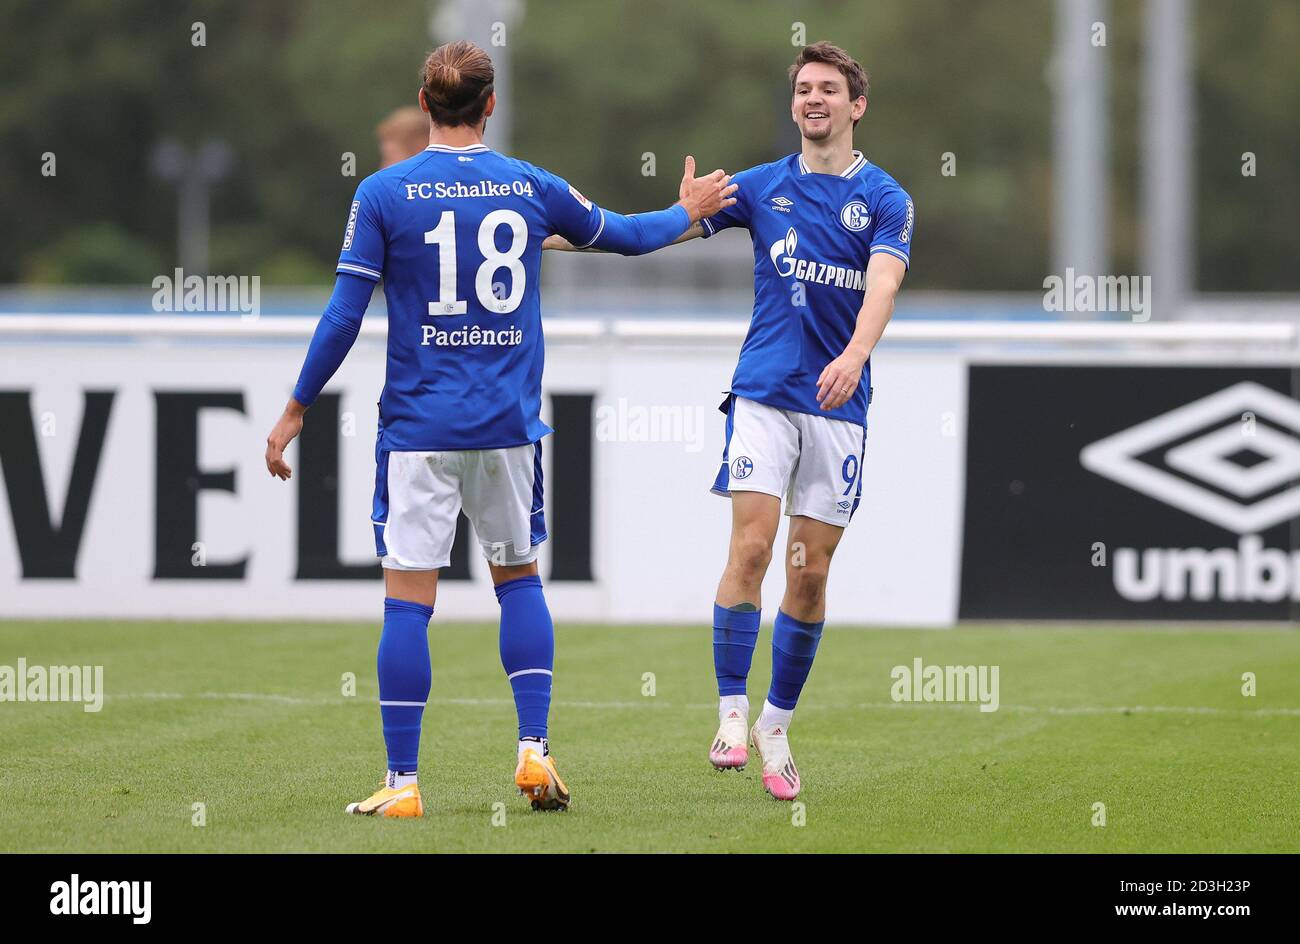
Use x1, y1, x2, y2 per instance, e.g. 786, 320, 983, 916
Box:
421, 41, 495, 125
436, 62, 461, 86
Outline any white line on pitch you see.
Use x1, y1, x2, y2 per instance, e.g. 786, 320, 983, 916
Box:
107, 692, 1300, 717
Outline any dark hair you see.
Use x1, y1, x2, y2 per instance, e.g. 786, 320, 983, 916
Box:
421, 40, 495, 128
789, 41, 869, 125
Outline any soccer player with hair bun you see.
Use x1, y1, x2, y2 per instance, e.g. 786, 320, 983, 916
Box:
265, 40, 736, 817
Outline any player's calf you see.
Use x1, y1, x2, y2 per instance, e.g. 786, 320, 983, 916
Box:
750, 611, 824, 800
711, 603, 760, 769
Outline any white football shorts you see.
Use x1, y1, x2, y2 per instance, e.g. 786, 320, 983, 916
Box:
373, 442, 546, 570
711, 395, 867, 528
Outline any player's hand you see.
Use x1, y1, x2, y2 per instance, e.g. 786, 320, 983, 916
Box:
676, 155, 738, 224
816, 352, 866, 411
265, 399, 306, 480
542, 234, 574, 251
679, 156, 694, 202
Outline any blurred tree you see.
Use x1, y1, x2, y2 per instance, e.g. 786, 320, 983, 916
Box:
0, 0, 1293, 292
21, 222, 161, 284
512, 0, 1057, 290
1194, 0, 1298, 292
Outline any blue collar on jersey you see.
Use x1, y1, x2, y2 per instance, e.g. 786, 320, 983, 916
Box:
796, 150, 868, 178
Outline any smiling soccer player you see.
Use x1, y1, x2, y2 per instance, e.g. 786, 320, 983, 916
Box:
550, 42, 914, 800
264, 40, 735, 817
698, 42, 913, 800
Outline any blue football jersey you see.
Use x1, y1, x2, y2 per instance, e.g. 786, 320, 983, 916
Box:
338, 143, 614, 451
700, 152, 913, 425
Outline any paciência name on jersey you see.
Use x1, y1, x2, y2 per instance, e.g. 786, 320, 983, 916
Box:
404, 179, 535, 201
422, 324, 523, 347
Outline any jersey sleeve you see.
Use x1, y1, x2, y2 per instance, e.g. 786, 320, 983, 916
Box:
336, 176, 386, 282
698, 164, 765, 238
292, 272, 377, 407
868, 188, 914, 270
588, 204, 690, 255
537, 169, 605, 249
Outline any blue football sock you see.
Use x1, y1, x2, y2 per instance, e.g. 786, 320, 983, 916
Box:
767, 610, 824, 710
713, 603, 761, 696
495, 575, 554, 740
377, 597, 433, 771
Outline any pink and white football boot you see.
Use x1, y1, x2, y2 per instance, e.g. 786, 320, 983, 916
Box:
708, 706, 749, 770
750, 719, 801, 800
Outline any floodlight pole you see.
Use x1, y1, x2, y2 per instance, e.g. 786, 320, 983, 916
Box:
433, 0, 519, 154
1141, 0, 1194, 319
150, 139, 232, 277
1052, 0, 1109, 305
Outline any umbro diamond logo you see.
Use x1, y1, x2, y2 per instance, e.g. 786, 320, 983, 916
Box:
1080, 382, 1300, 534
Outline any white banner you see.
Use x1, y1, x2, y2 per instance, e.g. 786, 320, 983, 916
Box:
0, 333, 966, 625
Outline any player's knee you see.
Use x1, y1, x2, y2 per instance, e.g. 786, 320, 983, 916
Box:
730, 533, 773, 581
489, 560, 539, 585
787, 559, 829, 606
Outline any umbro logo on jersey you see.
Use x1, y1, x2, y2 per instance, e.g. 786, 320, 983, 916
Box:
770, 196, 794, 213
457, 155, 474, 162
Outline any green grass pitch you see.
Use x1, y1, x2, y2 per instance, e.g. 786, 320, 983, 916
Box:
1, 619, 1297, 853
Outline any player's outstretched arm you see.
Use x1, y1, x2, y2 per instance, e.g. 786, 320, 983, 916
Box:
543, 225, 704, 252
815, 253, 907, 412
543, 156, 731, 253
265, 272, 375, 480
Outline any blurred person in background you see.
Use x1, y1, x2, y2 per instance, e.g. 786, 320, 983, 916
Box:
376, 105, 431, 168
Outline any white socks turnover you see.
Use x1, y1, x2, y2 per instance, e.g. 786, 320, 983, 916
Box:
719, 693, 749, 721
518, 737, 549, 758
757, 700, 793, 732
719, 695, 793, 732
